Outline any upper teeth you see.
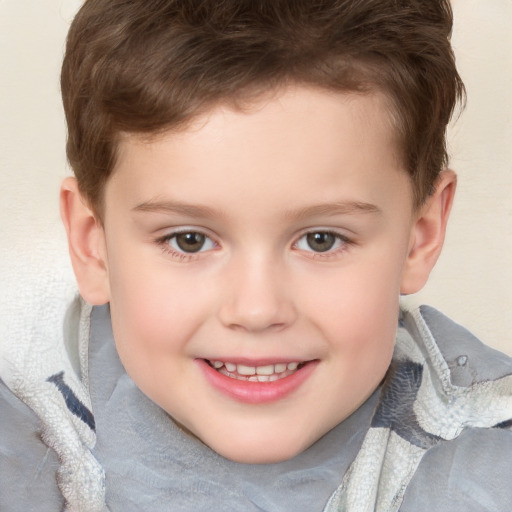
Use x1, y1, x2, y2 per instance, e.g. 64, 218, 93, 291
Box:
210, 361, 300, 376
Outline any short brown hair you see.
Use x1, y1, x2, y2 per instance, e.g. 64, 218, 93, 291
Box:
61, 0, 465, 214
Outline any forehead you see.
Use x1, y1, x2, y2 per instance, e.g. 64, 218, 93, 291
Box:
108, 86, 411, 218
148, 85, 397, 148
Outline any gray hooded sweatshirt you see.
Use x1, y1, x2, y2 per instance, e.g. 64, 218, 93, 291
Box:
1, 299, 511, 512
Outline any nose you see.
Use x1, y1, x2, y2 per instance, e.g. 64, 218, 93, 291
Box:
217, 256, 297, 333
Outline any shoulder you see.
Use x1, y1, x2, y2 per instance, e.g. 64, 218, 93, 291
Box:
401, 425, 512, 512
416, 304, 512, 386
398, 303, 512, 390
0, 296, 103, 511
405, 306, 512, 511
393, 304, 512, 510
394, 303, 512, 441
0, 379, 63, 511
398, 304, 512, 510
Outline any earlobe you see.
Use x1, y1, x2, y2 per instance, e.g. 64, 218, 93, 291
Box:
60, 177, 110, 305
400, 170, 457, 295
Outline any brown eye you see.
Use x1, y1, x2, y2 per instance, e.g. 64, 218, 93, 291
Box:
306, 232, 337, 252
174, 232, 206, 253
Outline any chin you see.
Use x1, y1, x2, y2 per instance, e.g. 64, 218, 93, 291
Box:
208, 434, 311, 465
221, 448, 302, 465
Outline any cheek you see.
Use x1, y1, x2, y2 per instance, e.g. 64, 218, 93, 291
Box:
107, 256, 205, 359
298, 251, 403, 362
106, 265, 208, 400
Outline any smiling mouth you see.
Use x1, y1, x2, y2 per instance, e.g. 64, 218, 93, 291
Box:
204, 360, 308, 382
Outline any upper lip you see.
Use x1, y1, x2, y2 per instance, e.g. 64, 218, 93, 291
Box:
199, 357, 314, 366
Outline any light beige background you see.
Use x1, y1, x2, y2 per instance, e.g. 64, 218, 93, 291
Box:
1, 0, 511, 354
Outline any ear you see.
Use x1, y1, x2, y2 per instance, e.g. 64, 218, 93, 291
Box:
60, 177, 110, 305
400, 170, 457, 295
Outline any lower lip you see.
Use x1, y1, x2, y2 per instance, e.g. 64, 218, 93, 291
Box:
196, 359, 318, 404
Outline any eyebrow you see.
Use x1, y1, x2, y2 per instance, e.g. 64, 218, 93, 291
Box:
132, 199, 381, 220
133, 200, 220, 219
284, 201, 382, 221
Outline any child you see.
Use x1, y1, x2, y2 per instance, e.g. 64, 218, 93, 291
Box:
1, 1, 511, 511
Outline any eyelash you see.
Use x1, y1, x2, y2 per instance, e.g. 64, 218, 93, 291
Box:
155, 230, 219, 262
155, 229, 353, 261
293, 230, 353, 259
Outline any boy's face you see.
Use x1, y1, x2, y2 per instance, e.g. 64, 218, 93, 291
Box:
99, 87, 417, 463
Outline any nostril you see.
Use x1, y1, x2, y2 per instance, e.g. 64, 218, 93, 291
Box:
217, 268, 298, 332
